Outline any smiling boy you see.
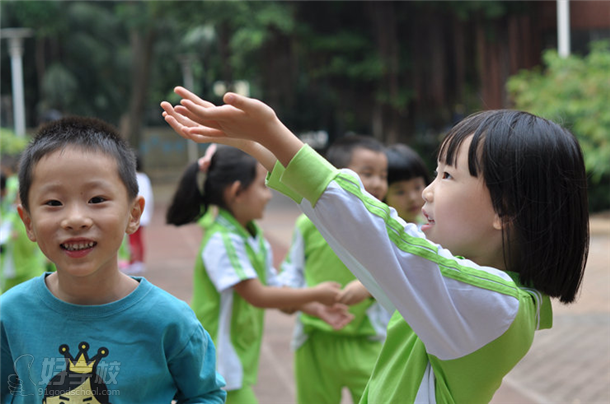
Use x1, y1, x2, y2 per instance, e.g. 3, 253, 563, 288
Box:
1, 117, 226, 403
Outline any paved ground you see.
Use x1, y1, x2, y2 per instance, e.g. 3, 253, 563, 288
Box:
145, 183, 610, 404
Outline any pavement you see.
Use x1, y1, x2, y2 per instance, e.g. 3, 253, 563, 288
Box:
144, 182, 610, 404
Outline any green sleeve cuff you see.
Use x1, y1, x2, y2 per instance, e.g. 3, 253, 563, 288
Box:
281, 145, 338, 206
539, 294, 553, 330
266, 161, 303, 204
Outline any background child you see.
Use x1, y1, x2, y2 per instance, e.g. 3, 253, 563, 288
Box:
161, 87, 589, 403
279, 134, 391, 404
0, 175, 47, 292
384, 143, 431, 225
166, 144, 346, 404
1, 116, 226, 403
126, 154, 154, 274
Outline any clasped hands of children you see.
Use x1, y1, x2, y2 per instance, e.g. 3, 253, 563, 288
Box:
161, 87, 372, 326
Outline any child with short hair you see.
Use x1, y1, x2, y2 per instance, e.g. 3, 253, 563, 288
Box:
384, 143, 431, 225
161, 87, 589, 403
166, 144, 345, 404
1, 117, 226, 403
279, 134, 390, 404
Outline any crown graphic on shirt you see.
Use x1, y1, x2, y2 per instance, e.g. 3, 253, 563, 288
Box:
59, 341, 109, 374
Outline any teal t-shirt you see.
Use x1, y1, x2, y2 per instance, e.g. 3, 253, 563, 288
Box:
0, 274, 226, 403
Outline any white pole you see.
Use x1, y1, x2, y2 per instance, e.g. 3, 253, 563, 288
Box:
557, 0, 571, 58
1, 28, 33, 137
7, 36, 27, 137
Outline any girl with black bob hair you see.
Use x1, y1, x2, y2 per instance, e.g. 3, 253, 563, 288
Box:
440, 110, 588, 303
161, 86, 590, 403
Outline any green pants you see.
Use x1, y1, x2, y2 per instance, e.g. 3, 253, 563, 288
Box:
295, 331, 383, 404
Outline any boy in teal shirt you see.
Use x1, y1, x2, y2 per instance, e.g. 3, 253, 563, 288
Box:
1, 117, 226, 403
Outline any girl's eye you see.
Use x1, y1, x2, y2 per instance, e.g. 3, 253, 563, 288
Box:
44, 200, 62, 207
89, 196, 106, 204
442, 172, 452, 180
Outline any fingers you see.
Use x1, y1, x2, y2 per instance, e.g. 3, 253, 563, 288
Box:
174, 86, 216, 108
181, 98, 246, 123
223, 92, 276, 120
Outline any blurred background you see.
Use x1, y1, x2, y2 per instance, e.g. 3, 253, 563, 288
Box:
1, 0, 609, 212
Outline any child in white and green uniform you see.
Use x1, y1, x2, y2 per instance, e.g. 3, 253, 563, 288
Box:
280, 135, 391, 404
166, 145, 346, 404
0, 174, 47, 292
162, 89, 590, 403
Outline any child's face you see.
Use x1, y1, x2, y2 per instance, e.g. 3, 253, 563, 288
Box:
232, 163, 272, 226
18, 147, 143, 278
385, 177, 427, 223
421, 136, 504, 268
347, 148, 388, 201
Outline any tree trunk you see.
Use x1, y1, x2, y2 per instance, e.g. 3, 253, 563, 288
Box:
120, 28, 156, 149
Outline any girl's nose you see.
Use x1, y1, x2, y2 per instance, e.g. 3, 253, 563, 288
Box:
422, 183, 433, 203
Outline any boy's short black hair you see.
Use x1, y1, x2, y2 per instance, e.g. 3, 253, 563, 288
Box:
324, 134, 385, 169
440, 109, 589, 304
386, 144, 431, 185
18, 116, 138, 211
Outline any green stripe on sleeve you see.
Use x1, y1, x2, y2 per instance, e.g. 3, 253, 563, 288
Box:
334, 175, 520, 299
221, 233, 247, 280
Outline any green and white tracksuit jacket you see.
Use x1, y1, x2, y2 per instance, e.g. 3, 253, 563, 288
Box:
267, 145, 553, 404
190, 209, 281, 392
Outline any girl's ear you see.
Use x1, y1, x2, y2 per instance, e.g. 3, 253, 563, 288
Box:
17, 204, 37, 242
126, 196, 145, 235
225, 180, 242, 200
492, 213, 505, 231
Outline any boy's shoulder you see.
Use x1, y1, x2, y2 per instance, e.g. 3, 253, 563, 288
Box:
130, 278, 194, 318
0, 274, 42, 304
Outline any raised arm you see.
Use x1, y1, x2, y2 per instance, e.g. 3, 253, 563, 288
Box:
161, 87, 304, 169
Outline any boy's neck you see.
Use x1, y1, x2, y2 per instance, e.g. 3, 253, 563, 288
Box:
45, 271, 139, 305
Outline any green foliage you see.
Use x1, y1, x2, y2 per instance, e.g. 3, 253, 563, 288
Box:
507, 41, 610, 182
507, 41, 610, 211
0, 128, 29, 155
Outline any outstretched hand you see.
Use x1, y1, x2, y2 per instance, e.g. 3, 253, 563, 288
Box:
161, 86, 303, 167
161, 90, 277, 170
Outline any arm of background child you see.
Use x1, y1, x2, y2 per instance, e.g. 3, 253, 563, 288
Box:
336, 279, 372, 306
170, 324, 227, 404
296, 302, 355, 330
233, 278, 341, 308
